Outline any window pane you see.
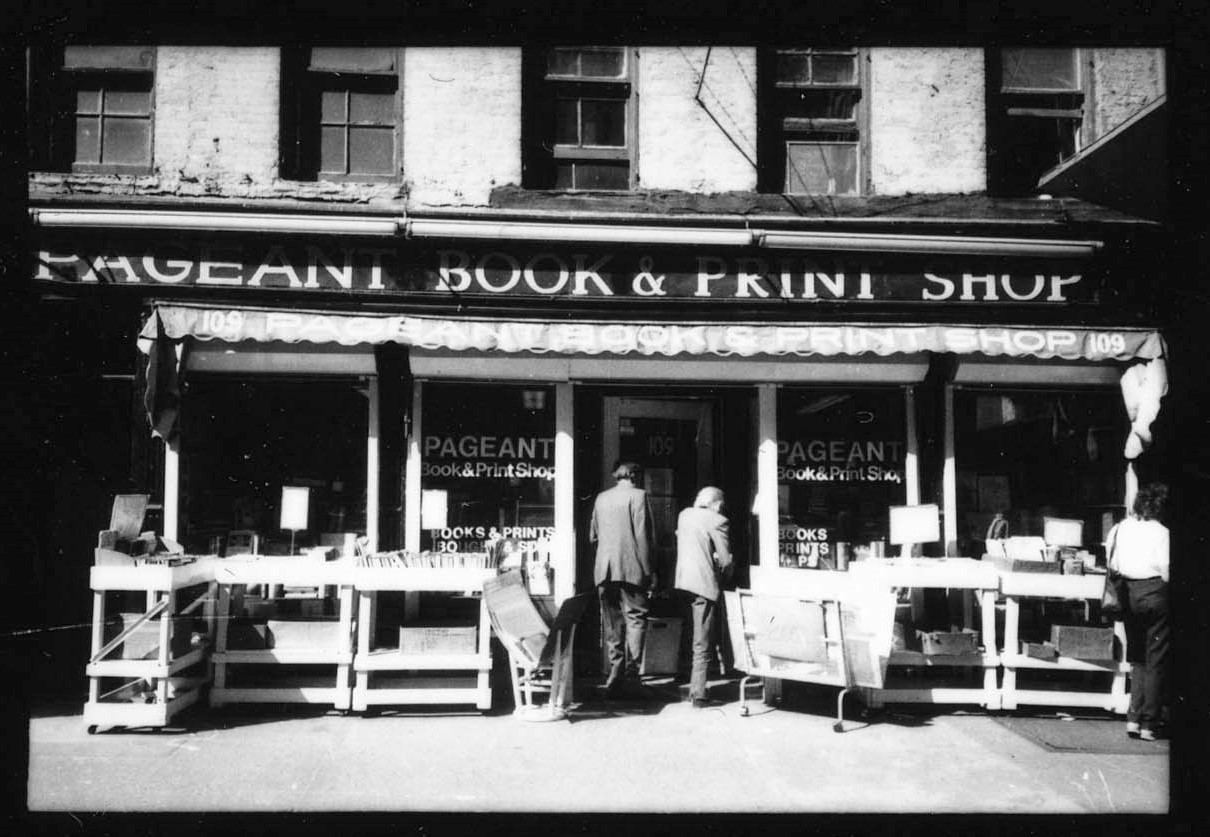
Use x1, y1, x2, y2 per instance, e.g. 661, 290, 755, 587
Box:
572, 161, 629, 189
309, 47, 395, 74
349, 90, 394, 125
102, 117, 150, 165
812, 53, 857, 85
777, 389, 907, 567
548, 48, 579, 76
786, 142, 858, 195
1002, 48, 1078, 90
776, 51, 813, 84
554, 162, 575, 189
320, 90, 347, 123
418, 383, 556, 556
320, 126, 346, 173
348, 126, 394, 175
64, 46, 154, 70
555, 99, 579, 144
580, 48, 625, 78
76, 89, 101, 114
75, 116, 101, 163
580, 99, 625, 146
104, 88, 152, 116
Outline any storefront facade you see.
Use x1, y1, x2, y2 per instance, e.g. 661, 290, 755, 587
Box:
31, 209, 1167, 623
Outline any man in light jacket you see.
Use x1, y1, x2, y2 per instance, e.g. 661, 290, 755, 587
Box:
675, 486, 732, 707
590, 461, 655, 699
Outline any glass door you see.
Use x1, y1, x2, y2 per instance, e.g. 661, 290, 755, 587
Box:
602, 397, 716, 591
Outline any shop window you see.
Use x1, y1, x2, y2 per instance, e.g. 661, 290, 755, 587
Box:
776, 388, 907, 568
759, 48, 864, 195
28, 45, 156, 174
523, 46, 635, 190
953, 389, 1128, 560
419, 383, 556, 558
988, 47, 1085, 195
179, 377, 368, 555
282, 47, 401, 182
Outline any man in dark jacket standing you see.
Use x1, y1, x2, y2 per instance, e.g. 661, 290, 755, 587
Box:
591, 461, 655, 698
674, 486, 732, 707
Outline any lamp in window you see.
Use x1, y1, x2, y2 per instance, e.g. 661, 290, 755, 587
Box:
889, 503, 940, 559
522, 389, 547, 411
279, 486, 310, 555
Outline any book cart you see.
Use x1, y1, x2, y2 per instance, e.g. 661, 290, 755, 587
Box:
209, 558, 357, 711
847, 558, 1002, 710
84, 559, 218, 734
997, 571, 1129, 713
349, 562, 496, 713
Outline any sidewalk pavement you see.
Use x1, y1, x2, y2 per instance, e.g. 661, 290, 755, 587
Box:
22, 678, 1170, 816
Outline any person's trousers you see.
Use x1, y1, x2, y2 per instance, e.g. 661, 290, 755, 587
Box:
599, 581, 650, 686
1125, 577, 1169, 731
689, 595, 717, 702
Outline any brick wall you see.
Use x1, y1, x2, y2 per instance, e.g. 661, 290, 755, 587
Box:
154, 46, 280, 184
638, 47, 758, 192
869, 48, 987, 195
1089, 48, 1165, 142
403, 47, 522, 207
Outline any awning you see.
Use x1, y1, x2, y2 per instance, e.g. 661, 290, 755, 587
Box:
139, 303, 1165, 363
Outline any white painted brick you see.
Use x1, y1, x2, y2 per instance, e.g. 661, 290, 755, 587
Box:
403, 47, 522, 207
154, 47, 280, 183
638, 47, 758, 192
869, 48, 987, 195
1089, 48, 1165, 141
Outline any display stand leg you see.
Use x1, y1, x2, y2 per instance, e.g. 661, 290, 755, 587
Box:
353, 590, 374, 711
334, 584, 354, 711
1110, 620, 1129, 714
211, 584, 231, 707
88, 590, 105, 708
1000, 596, 1020, 710
979, 590, 1000, 709
475, 597, 492, 711
155, 590, 174, 706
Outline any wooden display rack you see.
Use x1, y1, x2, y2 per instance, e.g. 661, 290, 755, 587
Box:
848, 559, 1002, 710
209, 558, 356, 710
350, 567, 496, 712
998, 571, 1129, 713
84, 560, 218, 734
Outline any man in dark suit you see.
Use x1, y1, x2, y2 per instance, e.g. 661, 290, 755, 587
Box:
674, 486, 732, 707
590, 461, 655, 698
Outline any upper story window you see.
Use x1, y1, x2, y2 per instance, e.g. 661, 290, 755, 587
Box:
28, 45, 156, 174
523, 46, 635, 190
988, 48, 1085, 195
759, 48, 865, 196
281, 47, 401, 182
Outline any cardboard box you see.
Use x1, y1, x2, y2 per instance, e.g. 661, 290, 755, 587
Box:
640, 616, 684, 675
917, 628, 980, 655
1023, 641, 1059, 661
1061, 557, 1085, 576
398, 623, 478, 655
1049, 624, 1115, 659
266, 618, 345, 649
992, 557, 1063, 574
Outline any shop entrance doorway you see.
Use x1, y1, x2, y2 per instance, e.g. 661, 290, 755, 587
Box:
601, 397, 716, 592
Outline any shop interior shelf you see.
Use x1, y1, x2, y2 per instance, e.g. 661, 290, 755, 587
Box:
357, 650, 489, 671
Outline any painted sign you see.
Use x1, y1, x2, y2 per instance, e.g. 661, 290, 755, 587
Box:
777, 439, 906, 484
35, 239, 1100, 304
140, 305, 1166, 363
422, 433, 556, 481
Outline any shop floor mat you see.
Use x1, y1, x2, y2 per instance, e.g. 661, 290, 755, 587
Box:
992, 714, 1169, 755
